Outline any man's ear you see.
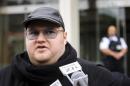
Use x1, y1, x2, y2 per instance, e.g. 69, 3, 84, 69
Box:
63, 32, 67, 44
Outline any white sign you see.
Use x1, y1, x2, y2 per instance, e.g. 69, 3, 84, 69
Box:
59, 61, 82, 75
50, 79, 62, 86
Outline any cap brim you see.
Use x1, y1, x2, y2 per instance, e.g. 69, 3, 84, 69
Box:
23, 18, 61, 27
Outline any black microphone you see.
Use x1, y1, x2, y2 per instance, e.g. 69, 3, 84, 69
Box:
71, 71, 88, 86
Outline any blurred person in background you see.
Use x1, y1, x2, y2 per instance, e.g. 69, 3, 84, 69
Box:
99, 25, 128, 73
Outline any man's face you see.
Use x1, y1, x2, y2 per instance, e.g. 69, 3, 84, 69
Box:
25, 22, 67, 65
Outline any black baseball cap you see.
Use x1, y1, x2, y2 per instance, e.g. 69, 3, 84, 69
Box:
23, 7, 65, 30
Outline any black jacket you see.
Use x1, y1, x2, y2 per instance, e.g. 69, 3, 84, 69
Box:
0, 43, 127, 86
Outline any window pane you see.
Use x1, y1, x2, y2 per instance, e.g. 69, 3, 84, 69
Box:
0, 14, 24, 67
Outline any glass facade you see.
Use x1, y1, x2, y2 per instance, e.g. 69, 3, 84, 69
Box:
80, 0, 130, 75
80, 8, 126, 61
0, 14, 24, 66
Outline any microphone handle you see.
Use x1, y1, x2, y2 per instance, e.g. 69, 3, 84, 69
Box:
77, 78, 88, 86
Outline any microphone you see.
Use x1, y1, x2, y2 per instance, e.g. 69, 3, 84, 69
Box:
71, 71, 88, 86
50, 79, 62, 86
59, 61, 88, 86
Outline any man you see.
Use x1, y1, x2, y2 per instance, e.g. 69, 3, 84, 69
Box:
0, 7, 129, 86
99, 25, 128, 73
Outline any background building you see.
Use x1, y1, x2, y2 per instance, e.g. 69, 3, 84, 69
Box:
0, 0, 130, 76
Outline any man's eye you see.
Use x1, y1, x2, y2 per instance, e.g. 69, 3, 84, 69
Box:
46, 30, 55, 34
29, 31, 38, 35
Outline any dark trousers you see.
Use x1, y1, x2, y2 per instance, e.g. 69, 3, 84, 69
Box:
102, 56, 124, 73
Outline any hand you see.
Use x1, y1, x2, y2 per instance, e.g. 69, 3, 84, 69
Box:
112, 52, 124, 60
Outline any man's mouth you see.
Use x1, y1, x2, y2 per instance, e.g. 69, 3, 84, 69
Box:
37, 46, 46, 48
36, 45, 48, 50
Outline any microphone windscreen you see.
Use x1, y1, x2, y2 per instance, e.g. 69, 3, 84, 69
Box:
71, 71, 85, 80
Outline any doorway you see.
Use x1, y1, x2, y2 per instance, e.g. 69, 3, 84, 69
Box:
80, 7, 128, 75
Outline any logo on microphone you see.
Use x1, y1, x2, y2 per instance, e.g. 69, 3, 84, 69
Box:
59, 61, 82, 75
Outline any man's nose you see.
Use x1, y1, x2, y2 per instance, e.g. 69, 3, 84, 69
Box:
36, 32, 46, 42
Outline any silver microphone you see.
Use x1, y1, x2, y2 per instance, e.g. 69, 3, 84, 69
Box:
59, 61, 88, 86
71, 71, 88, 86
